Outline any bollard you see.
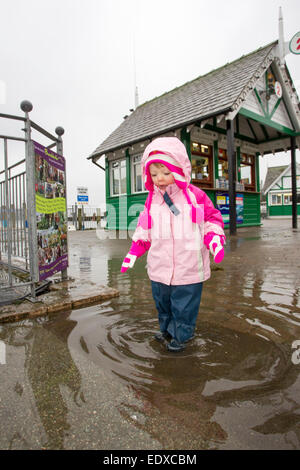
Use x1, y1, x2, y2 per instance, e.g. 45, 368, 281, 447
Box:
78, 208, 82, 231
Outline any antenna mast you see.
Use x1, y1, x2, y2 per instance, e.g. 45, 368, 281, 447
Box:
278, 6, 285, 66
133, 32, 139, 109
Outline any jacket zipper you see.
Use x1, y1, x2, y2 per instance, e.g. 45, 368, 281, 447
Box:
170, 208, 175, 284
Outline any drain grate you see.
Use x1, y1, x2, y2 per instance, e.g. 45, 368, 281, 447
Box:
0, 267, 51, 306
0, 284, 32, 306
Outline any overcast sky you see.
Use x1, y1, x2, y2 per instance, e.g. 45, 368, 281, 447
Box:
1, 0, 300, 207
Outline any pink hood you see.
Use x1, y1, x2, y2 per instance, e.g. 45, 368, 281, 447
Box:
141, 137, 191, 189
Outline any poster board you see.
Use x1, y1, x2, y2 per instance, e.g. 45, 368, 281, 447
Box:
216, 192, 244, 225
33, 141, 68, 281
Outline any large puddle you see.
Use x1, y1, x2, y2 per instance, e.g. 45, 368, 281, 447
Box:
1, 222, 300, 449
70, 297, 289, 395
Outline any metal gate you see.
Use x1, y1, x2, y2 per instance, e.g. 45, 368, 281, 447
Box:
0, 100, 67, 305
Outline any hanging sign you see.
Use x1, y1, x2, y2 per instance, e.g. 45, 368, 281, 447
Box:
77, 186, 89, 205
289, 31, 300, 55
34, 141, 68, 281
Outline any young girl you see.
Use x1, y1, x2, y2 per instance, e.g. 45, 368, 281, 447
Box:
121, 137, 225, 352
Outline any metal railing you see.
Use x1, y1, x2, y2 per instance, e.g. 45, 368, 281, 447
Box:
0, 101, 66, 304
0, 158, 28, 267
67, 205, 104, 230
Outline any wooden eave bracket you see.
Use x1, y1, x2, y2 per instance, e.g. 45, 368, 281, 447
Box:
225, 54, 275, 122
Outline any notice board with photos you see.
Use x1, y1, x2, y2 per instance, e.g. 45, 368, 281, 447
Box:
34, 140, 68, 281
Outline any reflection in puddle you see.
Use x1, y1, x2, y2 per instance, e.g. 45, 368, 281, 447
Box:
1, 222, 300, 449
70, 304, 287, 395
68, 283, 295, 449
0, 313, 86, 450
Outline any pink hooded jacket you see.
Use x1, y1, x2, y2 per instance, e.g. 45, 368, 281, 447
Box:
131, 137, 225, 285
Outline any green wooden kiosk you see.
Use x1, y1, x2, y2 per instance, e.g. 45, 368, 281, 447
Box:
88, 40, 300, 234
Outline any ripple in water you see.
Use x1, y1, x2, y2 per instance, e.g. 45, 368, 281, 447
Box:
70, 302, 290, 396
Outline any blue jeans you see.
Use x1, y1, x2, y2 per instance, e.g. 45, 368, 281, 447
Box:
151, 281, 203, 344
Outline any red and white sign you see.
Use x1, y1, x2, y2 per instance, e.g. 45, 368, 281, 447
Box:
289, 31, 300, 55
274, 81, 282, 98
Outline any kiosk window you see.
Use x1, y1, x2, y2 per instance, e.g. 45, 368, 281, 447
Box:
271, 194, 282, 205
191, 142, 213, 187
218, 149, 228, 181
132, 155, 145, 193
240, 153, 255, 191
111, 159, 126, 195
283, 194, 292, 205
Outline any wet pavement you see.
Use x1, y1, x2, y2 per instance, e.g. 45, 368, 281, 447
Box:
0, 218, 300, 450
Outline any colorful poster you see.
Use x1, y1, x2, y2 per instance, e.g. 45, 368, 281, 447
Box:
33, 141, 68, 281
216, 192, 244, 225
236, 193, 244, 224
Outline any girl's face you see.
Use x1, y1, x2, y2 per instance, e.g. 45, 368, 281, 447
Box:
149, 163, 174, 191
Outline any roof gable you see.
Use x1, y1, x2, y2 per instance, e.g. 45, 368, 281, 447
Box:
262, 165, 288, 194
242, 72, 294, 130
263, 163, 300, 194
89, 42, 281, 159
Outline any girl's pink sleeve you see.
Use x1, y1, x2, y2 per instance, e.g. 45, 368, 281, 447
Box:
131, 195, 152, 243
189, 185, 225, 236
130, 196, 152, 250
129, 222, 151, 258
128, 240, 151, 257
202, 191, 225, 236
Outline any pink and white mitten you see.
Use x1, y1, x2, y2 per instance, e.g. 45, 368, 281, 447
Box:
120, 240, 151, 273
204, 232, 225, 264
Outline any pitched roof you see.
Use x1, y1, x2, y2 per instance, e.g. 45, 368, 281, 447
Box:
262, 165, 288, 194
262, 162, 300, 194
89, 41, 277, 159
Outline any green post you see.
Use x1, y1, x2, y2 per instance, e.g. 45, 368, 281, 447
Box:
78, 208, 82, 231
213, 140, 219, 183
124, 148, 131, 233
256, 152, 261, 224
237, 147, 241, 182
105, 157, 110, 200
105, 157, 111, 229
180, 127, 191, 160
126, 148, 131, 195
255, 152, 260, 192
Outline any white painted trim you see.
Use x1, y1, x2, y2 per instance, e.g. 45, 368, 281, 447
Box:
226, 52, 275, 121
130, 152, 146, 194
267, 215, 300, 219
264, 163, 300, 195
268, 188, 296, 194
272, 60, 300, 132
263, 165, 290, 195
